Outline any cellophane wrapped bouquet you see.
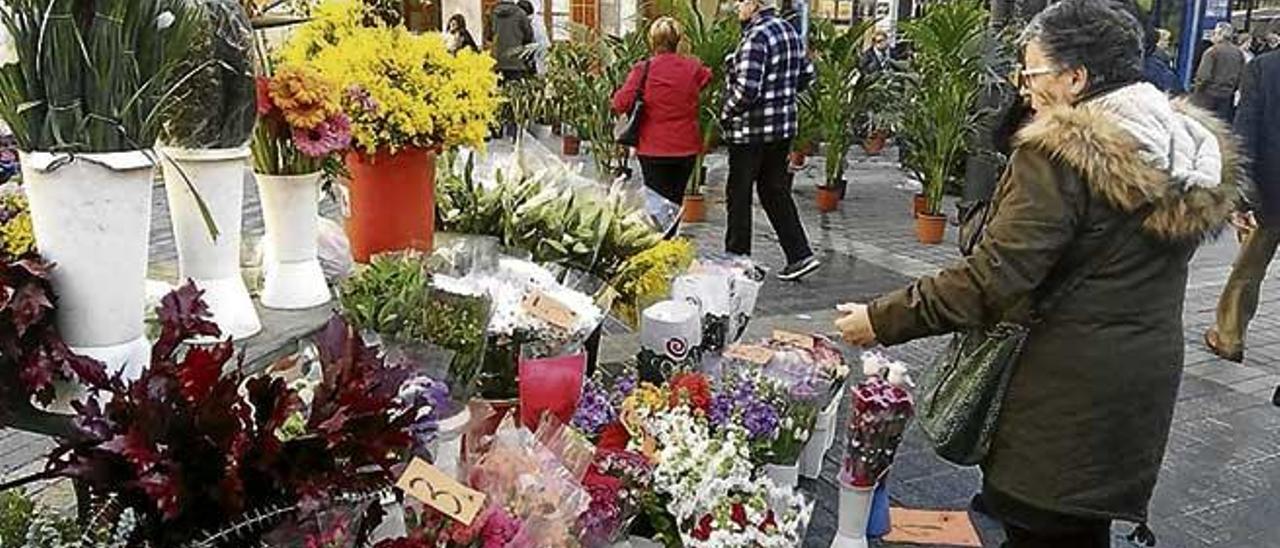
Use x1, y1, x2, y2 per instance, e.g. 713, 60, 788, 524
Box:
841, 352, 915, 488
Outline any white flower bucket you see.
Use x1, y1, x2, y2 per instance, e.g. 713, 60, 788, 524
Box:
255, 172, 330, 310
425, 407, 471, 481
764, 462, 800, 489
21, 151, 154, 379
160, 147, 260, 340
800, 395, 841, 479
831, 483, 875, 548
611, 537, 664, 548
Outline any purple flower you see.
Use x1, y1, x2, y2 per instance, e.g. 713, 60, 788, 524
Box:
293, 114, 352, 157
398, 375, 452, 449
346, 84, 378, 113
572, 380, 615, 435
611, 375, 638, 405
741, 399, 780, 440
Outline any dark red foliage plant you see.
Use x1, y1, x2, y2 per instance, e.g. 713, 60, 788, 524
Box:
0, 254, 111, 406
49, 282, 421, 546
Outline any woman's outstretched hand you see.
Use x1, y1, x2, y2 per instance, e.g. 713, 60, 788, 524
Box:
835, 302, 878, 347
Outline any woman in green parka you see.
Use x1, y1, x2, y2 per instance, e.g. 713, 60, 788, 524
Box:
836, 1, 1241, 546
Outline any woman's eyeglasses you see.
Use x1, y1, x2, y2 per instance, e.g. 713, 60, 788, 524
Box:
1017, 66, 1062, 87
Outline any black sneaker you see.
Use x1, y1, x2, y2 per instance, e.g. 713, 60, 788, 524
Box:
776, 256, 821, 281
1272, 385, 1280, 407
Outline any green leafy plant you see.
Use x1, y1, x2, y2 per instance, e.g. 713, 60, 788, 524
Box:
0, 0, 203, 153
670, 1, 739, 195
898, 0, 996, 215
802, 19, 879, 189
502, 75, 549, 137
162, 0, 258, 150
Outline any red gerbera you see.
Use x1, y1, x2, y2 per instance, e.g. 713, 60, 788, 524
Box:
668, 372, 712, 413
598, 422, 631, 451
255, 77, 275, 116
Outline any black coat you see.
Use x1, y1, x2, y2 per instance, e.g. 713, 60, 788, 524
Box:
1235, 50, 1280, 224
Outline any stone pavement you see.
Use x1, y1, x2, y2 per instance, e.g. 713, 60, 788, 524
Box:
3, 139, 1278, 547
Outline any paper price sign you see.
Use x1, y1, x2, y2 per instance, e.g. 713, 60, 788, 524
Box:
773, 330, 815, 349
724, 344, 775, 365
396, 458, 487, 526
522, 290, 578, 329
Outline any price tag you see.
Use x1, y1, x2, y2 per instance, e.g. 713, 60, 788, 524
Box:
522, 290, 578, 330
724, 344, 775, 365
396, 458, 487, 526
773, 330, 815, 350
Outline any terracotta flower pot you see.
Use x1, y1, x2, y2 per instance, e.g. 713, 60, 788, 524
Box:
344, 147, 437, 263
682, 194, 707, 223
789, 151, 807, 168
862, 132, 888, 155
562, 135, 581, 156
817, 186, 840, 212
912, 193, 927, 218
915, 212, 947, 245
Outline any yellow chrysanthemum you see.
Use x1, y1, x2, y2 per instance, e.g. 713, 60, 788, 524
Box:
280, 0, 499, 154
0, 193, 34, 258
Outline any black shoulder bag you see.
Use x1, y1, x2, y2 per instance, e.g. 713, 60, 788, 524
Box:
918, 204, 1154, 466
614, 61, 650, 147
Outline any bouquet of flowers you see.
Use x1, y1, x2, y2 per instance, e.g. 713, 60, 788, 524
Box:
280, 0, 499, 153
608, 239, 696, 328
253, 64, 352, 175
841, 374, 914, 488
577, 448, 654, 547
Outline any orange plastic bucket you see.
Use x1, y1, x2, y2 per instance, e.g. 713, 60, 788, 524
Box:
344, 147, 436, 263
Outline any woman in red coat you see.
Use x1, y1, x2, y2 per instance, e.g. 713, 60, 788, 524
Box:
611, 17, 712, 208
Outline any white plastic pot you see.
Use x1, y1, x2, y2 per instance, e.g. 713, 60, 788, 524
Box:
764, 462, 800, 489
161, 147, 260, 340
255, 172, 330, 309
800, 395, 841, 479
426, 407, 471, 481
21, 151, 154, 379
831, 483, 876, 548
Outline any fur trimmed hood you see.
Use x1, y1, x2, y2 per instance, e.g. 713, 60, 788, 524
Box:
1014, 83, 1242, 242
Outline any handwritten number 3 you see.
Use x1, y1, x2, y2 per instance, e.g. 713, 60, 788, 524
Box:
409, 478, 464, 515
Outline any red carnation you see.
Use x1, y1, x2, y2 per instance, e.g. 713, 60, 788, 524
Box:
598, 422, 631, 451
668, 372, 712, 413
730, 502, 748, 528
692, 514, 714, 540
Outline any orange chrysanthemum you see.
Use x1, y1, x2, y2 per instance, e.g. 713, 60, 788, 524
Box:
268, 66, 338, 130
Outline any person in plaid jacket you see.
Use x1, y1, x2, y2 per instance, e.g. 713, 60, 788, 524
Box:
721, 0, 821, 281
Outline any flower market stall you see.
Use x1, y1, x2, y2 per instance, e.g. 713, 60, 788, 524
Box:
0, 0, 933, 545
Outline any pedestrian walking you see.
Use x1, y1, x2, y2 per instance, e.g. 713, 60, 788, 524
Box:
835, 0, 1239, 545
446, 14, 479, 55
1205, 49, 1280, 366
486, 0, 534, 82
860, 30, 893, 75
611, 17, 712, 231
1143, 28, 1181, 93
516, 0, 550, 74
721, 0, 820, 281
1193, 22, 1246, 122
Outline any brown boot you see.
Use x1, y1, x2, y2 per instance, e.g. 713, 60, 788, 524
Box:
1204, 329, 1244, 363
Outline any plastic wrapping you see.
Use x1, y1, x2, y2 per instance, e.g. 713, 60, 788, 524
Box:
317, 217, 354, 282
163, 0, 257, 149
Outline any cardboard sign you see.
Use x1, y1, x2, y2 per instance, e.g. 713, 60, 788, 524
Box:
772, 329, 815, 350
882, 509, 982, 547
522, 290, 578, 329
723, 343, 775, 365
396, 458, 487, 526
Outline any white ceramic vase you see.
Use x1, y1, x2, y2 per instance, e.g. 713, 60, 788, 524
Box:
161, 147, 261, 340
21, 151, 154, 379
764, 462, 801, 489
255, 172, 330, 309
831, 483, 876, 548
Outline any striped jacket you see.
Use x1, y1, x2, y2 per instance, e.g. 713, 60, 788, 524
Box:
720, 8, 815, 144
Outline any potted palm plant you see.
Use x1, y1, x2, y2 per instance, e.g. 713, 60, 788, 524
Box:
0, 0, 200, 376
160, 0, 261, 340
545, 39, 596, 157
671, 0, 738, 223
804, 20, 878, 211
898, 0, 991, 244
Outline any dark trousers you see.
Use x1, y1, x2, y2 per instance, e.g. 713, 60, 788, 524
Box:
1003, 522, 1111, 548
639, 155, 697, 204
725, 140, 812, 264
1196, 92, 1236, 124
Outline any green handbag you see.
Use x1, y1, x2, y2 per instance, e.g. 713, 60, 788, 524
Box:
918, 205, 1154, 466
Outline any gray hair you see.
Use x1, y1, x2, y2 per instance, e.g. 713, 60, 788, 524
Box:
1020, 0, 1144, 93
1213, 22, 1234, 41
